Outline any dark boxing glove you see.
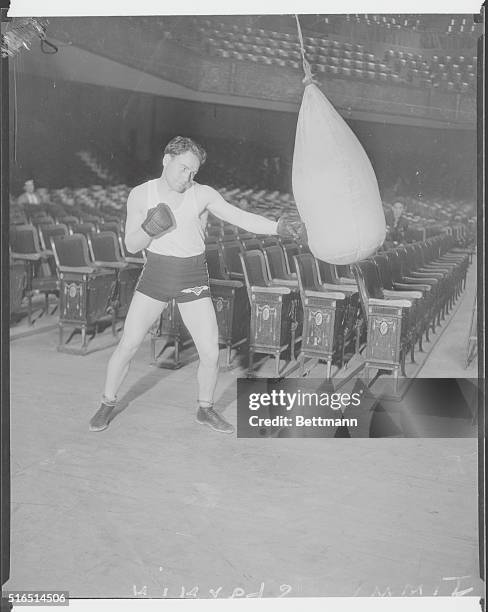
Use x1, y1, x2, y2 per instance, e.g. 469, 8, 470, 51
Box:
277, 216, 307, 242
141, 203, 176, 238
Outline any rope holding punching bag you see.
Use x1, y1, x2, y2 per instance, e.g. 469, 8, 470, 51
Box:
292, 16, 386, 265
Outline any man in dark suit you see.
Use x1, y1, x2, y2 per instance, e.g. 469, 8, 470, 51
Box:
387, 200, 409, 243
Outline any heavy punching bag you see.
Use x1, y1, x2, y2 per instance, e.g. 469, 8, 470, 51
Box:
291, 25, 386, 264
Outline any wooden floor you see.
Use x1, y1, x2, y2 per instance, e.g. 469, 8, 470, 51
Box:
6, 257, 482, 599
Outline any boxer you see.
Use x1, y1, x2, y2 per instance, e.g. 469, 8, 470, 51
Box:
89, 136, 302, 434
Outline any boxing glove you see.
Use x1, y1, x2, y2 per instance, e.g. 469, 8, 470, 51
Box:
141, 203, 176, 238
277, 216, 306, 241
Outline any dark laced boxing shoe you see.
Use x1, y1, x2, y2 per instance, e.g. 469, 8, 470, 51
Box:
89, 401, 115, 432
196, 405, 234, 434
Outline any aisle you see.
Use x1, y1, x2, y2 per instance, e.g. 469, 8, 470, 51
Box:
6, 297, 483, 598
417, 254, 478, 378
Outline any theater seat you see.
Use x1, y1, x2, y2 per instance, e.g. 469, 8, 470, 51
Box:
239, 249, 301, 376
352, 259, 417, 389
51, 234, 118, 353
10, 224, 59, 325
294, 253, 360, 378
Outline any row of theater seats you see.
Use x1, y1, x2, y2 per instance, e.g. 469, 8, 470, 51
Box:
383, 49, 476, 91
191, 19, 476, 92
201, 222, 471, 383
9, 215, 144, 351
9, 202, 472, 384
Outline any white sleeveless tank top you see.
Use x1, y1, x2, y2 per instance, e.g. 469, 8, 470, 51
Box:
145, 179, 207, 257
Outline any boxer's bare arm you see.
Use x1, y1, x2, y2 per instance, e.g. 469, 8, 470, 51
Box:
124, 186, 153, 254
200, 185, 278, 235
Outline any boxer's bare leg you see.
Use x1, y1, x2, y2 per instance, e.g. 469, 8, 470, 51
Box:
178, 297, 234, 433
89, 292, 167, 431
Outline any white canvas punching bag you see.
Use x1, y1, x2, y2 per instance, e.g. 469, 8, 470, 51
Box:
292, 82, 386, 265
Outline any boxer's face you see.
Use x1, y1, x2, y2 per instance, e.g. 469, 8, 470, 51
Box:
163, 151, 200, 193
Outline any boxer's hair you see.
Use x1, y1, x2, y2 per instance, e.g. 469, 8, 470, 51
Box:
164, 136, 207, 166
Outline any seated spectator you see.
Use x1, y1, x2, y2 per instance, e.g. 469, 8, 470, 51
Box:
387, 200, 409, 243
17, 179, 42, 206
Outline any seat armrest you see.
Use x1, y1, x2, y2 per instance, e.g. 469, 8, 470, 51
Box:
124, 257, 145, 265
11, 252, 42, 261
321, 282, 357, 294
384, 289, 422, 299
403, 275, 439, 284
251, 284, 291, 296
229, 272, 245, 281
369, 298, 412, 308
59, 265, 97, 274
393, 282, 431, 292
210, 279, 244, 289
306, 289, 345, 301
270, 278, 299, 287
94, 261, 128, 269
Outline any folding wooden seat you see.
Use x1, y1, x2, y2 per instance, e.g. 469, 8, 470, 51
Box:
239, 249, 301, 376
373, 252, 433, 352
263, 244, 298, 284
294, 253, 361, 378
392, 247, 445, 326
241, 237, 263, 251
88, 231, 141, 319
58, 215, 80, 233
351, 260, 418, 389
205, 242, 250, 368
10, 225, 59, 324
38, 223, 69, 252
30, 213, 54, 227
10, 254, 27, 319
220, 240, 245, 281
117, 234, 146, 267
51, 234, 118, 353
98, 221, 122, 235
72, 222, 97, 238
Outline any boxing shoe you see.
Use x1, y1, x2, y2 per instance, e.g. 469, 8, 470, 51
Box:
89, 401, 115, 432
141, 202, 176, 238
277, 215, 306, 241
196, 405, 234, 434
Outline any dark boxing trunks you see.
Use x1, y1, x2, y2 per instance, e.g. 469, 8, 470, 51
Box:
135, 251, 211, 303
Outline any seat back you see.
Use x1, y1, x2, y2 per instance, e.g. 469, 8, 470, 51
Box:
317, 260, 340, 284
118, 235, 144, 261
264, 245, 289, 279
260, 236, 281, 248
239, 249, 270, 303
72, 222, 96, 238
372, 254, 395, 290
90, 231, 122, 263
395, 247, 411, 275
283, 242, 300, 274
31, 214, 54, 227
294, 253, 322, 303
39, 224, 68, 251
352, 260, 384, 300
241, 238, 263, 251
58, 216, 80, 232
52, 234, 92, 268
98, 221, 121, 236
220, 240, 244, 278
10, 225, 41, 254
205, 243, 227, 280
